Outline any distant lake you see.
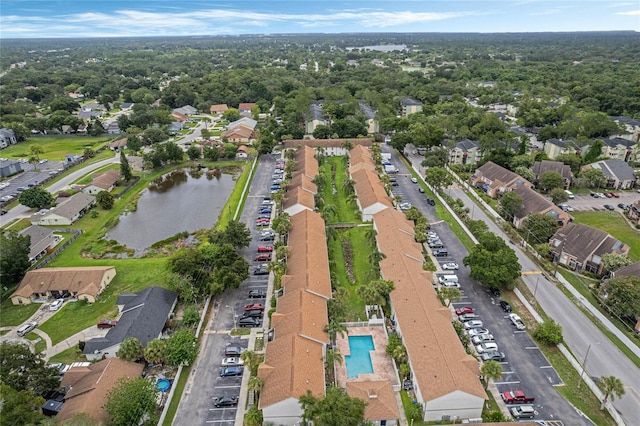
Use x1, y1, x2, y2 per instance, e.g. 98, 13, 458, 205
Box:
346, 44, 407, 52
107, 168, 237, 251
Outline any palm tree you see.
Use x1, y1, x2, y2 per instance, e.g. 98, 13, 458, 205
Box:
244, 406, 263, 426
325, 348, 343, 372
368, 250, 386, 266
598, 376, 625, 410
394, 195, 403, 205
364, 227, 377, 245
480, 360, 503, 389
437, 287, 461, 307
324, 320, 348, 344
320, 204, 337, 222
240, 350, 260, 375
275, 245, 290, 262
341, 141, 354, 151
391, 345, 407, 364
143, 338, 167, 365
342, 178, 355, 195
272, 212, 291, 236
248, 375, 264, 401
118, 337, 143, 362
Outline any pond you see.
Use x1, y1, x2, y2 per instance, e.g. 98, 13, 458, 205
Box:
106, 168, 237, 251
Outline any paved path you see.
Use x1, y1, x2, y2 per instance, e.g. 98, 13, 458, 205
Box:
44, 326, 108, 360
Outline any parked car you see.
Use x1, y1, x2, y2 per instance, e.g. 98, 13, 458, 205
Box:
17, 321, 38, 337
49, 299, 63, 311
241, 309, 263, 318
463, 320, 484, 329
501, 390, 535, 404
475, 342, 499, 353
213, 395, 239, 407
499, 301, 512, 313
455, 306, 474, 315
256, 218, 270, 225
617, 203, 627, 209
224, 346, 245, 357
509, 405, 536, 419
259, 234, 275, 241
248, 290, 266, 298
610, 192, 620, 198
418, 187, 425, 193
442, 262, 459, 270
0, 209, 7, 215
259, 208, 272, 214
244, 303, 265, 311
432, 249, 448, 257
238, 317, 261, 328
508, 313, 526, 330
254, 253, 272, 261
458, 313, 478, 322
426, 198, 436, 206
257, 245, 273, 252
399, 202, 412, 210
481, 350, 506, 362
410, 177, 418, 183
468, 327, 490, 337
471, 334, 495, 345
603, 204, 615, 211
428, 240, 444, 248
220, 366, 244, 377
221, 357, 245, 367
97, 319, 118, 329
253, 267, 269, 275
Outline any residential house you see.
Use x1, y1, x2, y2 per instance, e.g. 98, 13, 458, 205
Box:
0, 128, 18, 148
81, 102, 106, 113
119, 102, 133, 111
259, 209, 330, 425
222, 117, 257, 143
292, 146, 319, 180
351, 167, 393, 221
359, 100, 379, 134
238, 103, 256, 115
83, 286, 178, 360
168, 122, 184, 132
448, 139, 483, 166
108, 138, 127, 151
288, 173, 317, 195
172, 105, 197, 116
346, 381, 400, 425
581, 159, 636, 189
171, 111, 188, 123
10, 266, 116, 305
550, 222, 630, 275
104, 122, 120, 135
348, 145, 376, 174
30, 192, 95, 226
77, 111, 103, 121
628, 200, 640, 225
82, 169, 120, 195
56, 358, 144, 424
209, 104, 228, 116
305, 101, 329, 134
235, 145, 249, 158
531, 160, 573, 189
400, 97, 423, 117
282, 187, 315, 217
283, 138, 373, 156
610, 116, 640, 143
0, 159, 22, 177
19, 225, 60, 262
373, 208, 486, 421
609, 262, 640, 279
601, 137, 637, 162
544, 138, 581, 159
470, 161, 533, 198
511, 185, 573, 229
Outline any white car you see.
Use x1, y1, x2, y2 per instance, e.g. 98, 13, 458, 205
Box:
475, 342, 499, 353
411, 177, 418, 183
463, 320, 484, 329
49, 299, 63, 311
221, 357, 245, 367
468, 327, 490, 336
399, 203, 412, 211
442, 262, 459, 270
508, 313, 526, 330
471, 334, 495, 345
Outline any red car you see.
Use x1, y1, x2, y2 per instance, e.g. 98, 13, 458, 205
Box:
455, 306, 474, 316
97, 319, 118, 329
257, 246, 273, 253
605, 193, 613, 198
245, 303, 265, 311
611, 192, 620, 198
255, 253, 272, 261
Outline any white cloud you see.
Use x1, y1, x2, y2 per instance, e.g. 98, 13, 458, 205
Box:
615, 9, 640, 15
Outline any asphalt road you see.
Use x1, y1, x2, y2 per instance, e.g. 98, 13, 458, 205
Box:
386, 147, 591, 425
401, 150, 640, 425
173, 154, 278, 425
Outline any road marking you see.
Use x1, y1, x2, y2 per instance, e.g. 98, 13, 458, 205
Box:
514, 330, 527, 334
521, 270, 542, 275
215, 385, 241, 389
525, 346, 540, 349
540, 365, 553, 369
206, 420, 236, 423
493, 381, 520, 385
208, 408, 237, 411
501, 371, 514, 374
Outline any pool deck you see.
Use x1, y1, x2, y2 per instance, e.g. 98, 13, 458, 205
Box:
335, 326, 399, 388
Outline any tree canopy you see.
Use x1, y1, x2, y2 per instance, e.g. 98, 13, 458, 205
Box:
0, 342, 60, 395
105, 377, 158, 426
0, 231, 31, 284
463, 232, 521, 290
18, 187, 55, 209
300, 386, 366, 426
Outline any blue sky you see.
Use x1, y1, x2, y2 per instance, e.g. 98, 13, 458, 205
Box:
1, 1, 638, 39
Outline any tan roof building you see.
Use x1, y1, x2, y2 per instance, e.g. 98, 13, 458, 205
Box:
349, 145, 376, 174
11, 266, 116, 305
82, 169, 120, 195
282, 186, 315, 217
288, 173, 317, 195
57, 358, 144, 423
511, 185, 572, 229
221, 124, 256, 143
272, 288, 328, 344
351, 168, 393, 221
284, 138, 373, 156
293, 145, 319, 179
209, 103, 228, 114
238, 102, 256, 112
471, 161, 533, 198
347, 381, 400, 423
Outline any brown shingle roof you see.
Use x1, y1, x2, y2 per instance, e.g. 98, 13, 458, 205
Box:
238, 103, 256, 111
532, 160, 573, 181
272, 288, 328, 344
221, 124, 255, 140
210, 104, 228, 113
283, 186, 315, 212
284, 138, 373, 150
511, 185, 572, 223
347, 381, 400, 421
352, 168, 393, 210
288, 173, 317, 194
293, 146, 319, 178
91, 169, 120, 190
551, 222, 627, 263
57, 358, 144, 423
11, 266, 116, 299
475, 161, 531, 187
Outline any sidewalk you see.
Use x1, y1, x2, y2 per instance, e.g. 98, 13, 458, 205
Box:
44, 327, 108, 359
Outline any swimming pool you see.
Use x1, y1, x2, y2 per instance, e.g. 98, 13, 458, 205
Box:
345, 335, 374, 378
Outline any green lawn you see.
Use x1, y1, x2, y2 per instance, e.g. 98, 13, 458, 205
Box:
25, 332, 46, 353
0, 299, 40, 327
48, 346, 86, 364
571, 211, 640, 261
320, 157, 360, 223
0, 136, 115, 161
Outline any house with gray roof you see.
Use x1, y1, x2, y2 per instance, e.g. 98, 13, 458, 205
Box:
581, 159, 636, 189
544, 138, 581, 159
400, 96, 423, 117
0, 128, 18, 148
600, 137, 637, 162
610, 262, 640, 279
19, 225, 61, 262
172, 105, 197, 116
30, 192, 95, 226
305, 101, 329, 134
0, 159, 22, 177
448, 139, 483, 166
358, 100, 379, 134
550, 222, 630, 275
83, 286, 177, 361
532, 160, 573, 189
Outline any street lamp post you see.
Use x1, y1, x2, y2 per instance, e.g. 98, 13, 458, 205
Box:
578, 342, 598, 389
533, 274, 540, 300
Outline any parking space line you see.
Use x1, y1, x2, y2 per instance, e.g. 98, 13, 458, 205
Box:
494, 381, 520, 385
525, 346, 539, 349
208, 407, 237, 411
514, 330, 527, 334
540, 365, 553, 369
215, 385, 241, 389
206, 420, 236, 423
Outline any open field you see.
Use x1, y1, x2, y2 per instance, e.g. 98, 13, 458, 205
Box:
0, 136, 116, 161
570, 211, 640, 261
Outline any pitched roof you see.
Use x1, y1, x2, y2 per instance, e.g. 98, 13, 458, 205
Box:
358, 100, 377, 119
602, 137, 636, 149
19, 225, 55, 260
108, 138, 127, 149
12, 266, 115, 299
511, 185, 571, 222
551, 222, 627, 263
288, 173, 317, 194
352, 168, 393, 210
57, 358, 144, 423
293, 145, 319, 178
475, 161, 529, 186
454, 139, 480, 152
282, 186, 315, 212
532, 160, 573, 181
283, 138, 373, 150
611, 262, 640, 278
238, 103, 256, 111
210, 104, 228, 113
347, 381, 400, 421
35, 192, 95, 220
401, 96, 423, 106
90, 169, 120, 190
308, 102, 327, 121
222, 125, 255, 140
373, 208, 423, 261
586, 159, 635, 182
272, 288, 328, 344
349, 145, 376, 173
83, 286, 177, 355
228, 116, 257, 130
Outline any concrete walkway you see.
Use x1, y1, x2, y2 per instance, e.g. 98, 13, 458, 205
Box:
44, 326, 108, 360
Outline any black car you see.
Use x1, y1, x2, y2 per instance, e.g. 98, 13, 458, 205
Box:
0, 209, 7, 215
426, 198, 436, 206
253, 267, 269, 276
617, 203, 627, 209
213, 395, 239, 407
499, 300, 512, 312
248, 290, 266, 298
432, 249, 448, 257
241, 309, 263, 318
490, 287, 501, 297
418, 187, 425, 193
604, 204, 615, 211
238, 317, 261, 328
259, 234, 275, 241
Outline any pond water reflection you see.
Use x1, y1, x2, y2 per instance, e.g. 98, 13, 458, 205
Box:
107, 168, 236, 251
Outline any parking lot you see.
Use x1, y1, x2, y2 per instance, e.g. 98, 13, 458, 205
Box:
566, 191, 640, 212
0, 160, 66, 204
